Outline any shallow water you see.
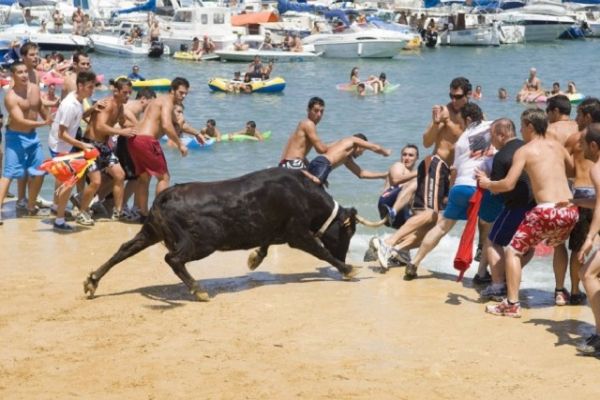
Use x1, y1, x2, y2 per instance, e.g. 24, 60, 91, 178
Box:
23, 39, 600, 292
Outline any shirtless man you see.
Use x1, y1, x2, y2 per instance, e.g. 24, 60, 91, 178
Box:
546, 95, 578, 146
478, 108, 578, 318
172, 103, 206, 144
118, 88, 156, 219
279, 96, 328, 170
127, 77, 189, 218
200, 119, 222, 142
20, 42, 40, 85
576, 123, 600, 356
307, 133, 390, 186
0, 62, 52, 225
547, 95, 591, 305
375, 77, 470, 262
76, 78, 135, 226
62, 51, 92, 99
517, 67, 544, 102
225, 120, 263, 141
556, 97, 600, 305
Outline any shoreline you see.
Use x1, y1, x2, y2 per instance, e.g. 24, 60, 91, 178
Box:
0, 217, 598, 398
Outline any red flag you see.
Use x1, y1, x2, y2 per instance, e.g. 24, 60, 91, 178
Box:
453, 187, 485, 282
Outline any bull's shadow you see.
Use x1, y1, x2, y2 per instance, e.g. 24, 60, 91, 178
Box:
99, 266, 363, 309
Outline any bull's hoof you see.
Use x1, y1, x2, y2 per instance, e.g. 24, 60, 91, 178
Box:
83, 275, 98, 299
342, 266, 359, 280
192, 290, 210, 302
247, 249, 264, 271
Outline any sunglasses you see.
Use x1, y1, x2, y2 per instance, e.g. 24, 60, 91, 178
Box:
401, 153, 415, 156
449, 93, 466, 100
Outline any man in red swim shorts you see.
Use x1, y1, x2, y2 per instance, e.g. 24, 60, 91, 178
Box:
128, 77, 189, 219
477, 108, 578, 318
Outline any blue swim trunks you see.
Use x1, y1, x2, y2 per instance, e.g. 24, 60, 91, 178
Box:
479, 190, 504, 223
443, 185, 476, 220
3, 128, 45, 179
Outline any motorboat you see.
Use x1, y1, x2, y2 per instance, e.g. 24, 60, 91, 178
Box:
493, 1, 577, 42
158, 0, 237, 52
0, 24, 92, 51
302, 27, 409, 58
214, 48, 320, 62
438, 14, 501, 46
90, 34, 170, 57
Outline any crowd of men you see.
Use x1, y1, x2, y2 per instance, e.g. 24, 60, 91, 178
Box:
0, 43, 598, 357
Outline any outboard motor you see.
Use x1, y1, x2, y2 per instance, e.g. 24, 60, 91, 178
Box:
148, 40, 165, 58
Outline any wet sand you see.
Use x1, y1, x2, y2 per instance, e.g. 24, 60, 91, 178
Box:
1, 211, 598, 399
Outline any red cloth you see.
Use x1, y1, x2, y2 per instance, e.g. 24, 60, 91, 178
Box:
128, 135, 168, 177
453, 187, 484, 282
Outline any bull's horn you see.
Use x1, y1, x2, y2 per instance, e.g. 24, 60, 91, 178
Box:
355, 214, 388, 228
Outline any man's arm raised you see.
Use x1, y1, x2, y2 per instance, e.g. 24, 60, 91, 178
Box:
352, 137, 392, 157
344, 158, 388, 179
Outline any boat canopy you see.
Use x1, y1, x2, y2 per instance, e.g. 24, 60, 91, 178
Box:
115, 0, 157, 15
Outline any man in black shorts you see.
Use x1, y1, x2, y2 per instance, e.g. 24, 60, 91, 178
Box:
479, 118, 535, 301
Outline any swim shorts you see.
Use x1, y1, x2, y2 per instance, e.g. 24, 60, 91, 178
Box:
307, 155, 332, 185
569, 187, 596, 252
413, 155, 450, 212
278, 158, 308, 170
443, 185, 475, 220
377, 185, 413, 229
127, 135, 168, 177
479, 190, 504, 223
3, 128, 45, 179
115, 135, 137, 180
509, 203, 579, 254
82, 137, 119, 173
488, 205, 534, 247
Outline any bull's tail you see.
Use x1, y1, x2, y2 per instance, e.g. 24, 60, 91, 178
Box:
84, 221, 162, 298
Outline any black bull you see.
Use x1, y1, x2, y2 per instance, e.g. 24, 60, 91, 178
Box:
83, 168, 381, 301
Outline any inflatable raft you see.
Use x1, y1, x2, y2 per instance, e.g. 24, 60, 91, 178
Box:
208, 77, 285, 93
41, 72, 104, 87
161, 135, 215, 149
173, 51, 220, 61
115, 76, 171, 92
223, 131, 272, 142
336, 82, 400, 94
520, 92, 586, 105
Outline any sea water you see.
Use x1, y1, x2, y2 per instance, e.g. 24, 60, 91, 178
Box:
28, 40, 600, 295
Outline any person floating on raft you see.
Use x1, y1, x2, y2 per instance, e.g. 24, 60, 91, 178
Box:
38, 148, 99, 192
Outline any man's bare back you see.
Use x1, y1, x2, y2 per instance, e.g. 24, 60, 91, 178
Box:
566, 130, 594, 188
280, 119, 323, 160
137, 96, 175, 139
547, 120, 579, 146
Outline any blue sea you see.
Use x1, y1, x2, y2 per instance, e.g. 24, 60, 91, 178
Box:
20, 40, 600, 296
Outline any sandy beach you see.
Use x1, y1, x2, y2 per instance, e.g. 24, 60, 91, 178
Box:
1, 207, 599, 399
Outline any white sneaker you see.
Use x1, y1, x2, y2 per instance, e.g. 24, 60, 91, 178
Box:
36, 195, 53, 209
374, 237, 392, 271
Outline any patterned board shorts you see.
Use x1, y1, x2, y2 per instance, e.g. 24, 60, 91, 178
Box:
509, 203, 579, 254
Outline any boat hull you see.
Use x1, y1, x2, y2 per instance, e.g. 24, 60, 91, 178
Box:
214, 49, 319, 62
313, 39, 405, 58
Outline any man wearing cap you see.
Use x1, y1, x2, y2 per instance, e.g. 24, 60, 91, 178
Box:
128, 65, 145, 81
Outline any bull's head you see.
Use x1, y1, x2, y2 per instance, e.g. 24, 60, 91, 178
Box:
320, 206, 358, 262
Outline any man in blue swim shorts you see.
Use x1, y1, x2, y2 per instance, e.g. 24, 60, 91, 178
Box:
0, 62, 52, 225
306, 133, 391, 186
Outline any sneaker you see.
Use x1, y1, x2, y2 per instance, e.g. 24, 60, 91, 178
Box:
6, 191, 15, 198
485, 299, 521, 318
474, 243, 483, 262
570, 292, 587, 305
111, 208, 122, 221
36, 195, 53, 209
473, 271, 492, 286
76, 210, 95, 226
53, 221, 74, 232
404, 262, 418, 281
16, 198, 28, 210
389, 248, 411, 266
577, 334, 600, 356
374, 237, 392, 271
22, 207, 51, 218
555, 288, 570, 306
480, 284, 507, 302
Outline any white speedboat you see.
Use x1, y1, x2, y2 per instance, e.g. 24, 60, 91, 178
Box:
214, 48, 320, 62
302, 27, 409, 59
158, 0, 237, 52
494, 1, 577, 42
90, 34, 169, 57
0, 24, 92, 51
